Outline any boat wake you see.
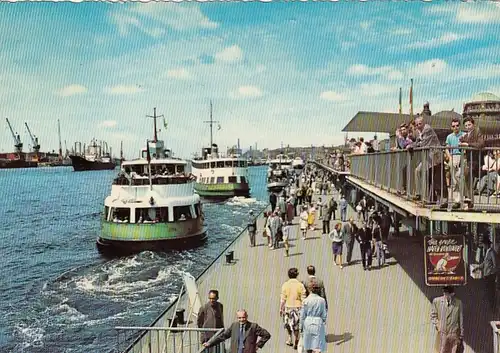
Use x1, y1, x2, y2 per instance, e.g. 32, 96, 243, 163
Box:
10, 251, 191, 353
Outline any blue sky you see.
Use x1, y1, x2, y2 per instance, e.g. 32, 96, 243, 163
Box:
1, 2, 499, 159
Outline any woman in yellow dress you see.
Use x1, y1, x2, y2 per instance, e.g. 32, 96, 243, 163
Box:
307, 203, 316, 231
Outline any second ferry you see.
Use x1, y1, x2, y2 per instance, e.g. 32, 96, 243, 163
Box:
97, 108, 206, 255
191, 102, 250, 199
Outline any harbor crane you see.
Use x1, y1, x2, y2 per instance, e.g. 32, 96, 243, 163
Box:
6, 118, 23, 155
25, 122, 40, 155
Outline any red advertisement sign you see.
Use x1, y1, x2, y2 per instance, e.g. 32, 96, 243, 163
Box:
424, 235, 467, 286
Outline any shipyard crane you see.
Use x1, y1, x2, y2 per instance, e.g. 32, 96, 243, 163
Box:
6, 118, 23, 154
25, 122, 40, 155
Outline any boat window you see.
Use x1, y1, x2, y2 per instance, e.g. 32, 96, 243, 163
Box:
173, 205, 192, 221
240, 176, 247, 184
216, 176, 224, 184
111, 207, 130, 223
225, 161, 232, 167
176, 165, 185, 173
195, 202, 202, 218
210, 177, 215, 184
104, 206, 110, 220
228, 176, 237, 183
135, 207, 169, 223
210, 162, 216, 169
204, 162, 209, 169
216, 161, 224, 168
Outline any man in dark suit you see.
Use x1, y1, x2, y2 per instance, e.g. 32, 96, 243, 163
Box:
203, 309, 271, 353
303, 265, 328, 310
459, 117, 485, 207
197, 290, 224, 351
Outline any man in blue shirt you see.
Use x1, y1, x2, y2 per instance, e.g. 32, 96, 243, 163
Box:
445, 118, 464, 201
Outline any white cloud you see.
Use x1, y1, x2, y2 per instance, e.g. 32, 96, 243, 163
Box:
166, 68, 192, 80
360, 21, 371, 30
130, 3, 219, 31
456, 4, 500, 23
111, 4, 218, 37
406, 32, 471, 49
230, 85, 263, 99
58, 84, 87, 97
347, 64, 403, 81
215, 45, 243, 63
105, 85, 144, 95
99, 120, 118, 128
320, 91, 348, 102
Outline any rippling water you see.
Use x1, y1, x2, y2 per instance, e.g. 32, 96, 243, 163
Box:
0, 166, 268, 353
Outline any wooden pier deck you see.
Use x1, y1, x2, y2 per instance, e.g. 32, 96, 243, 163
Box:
130, 189, 493, 352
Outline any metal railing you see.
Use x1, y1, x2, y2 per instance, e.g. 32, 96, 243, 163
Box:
115, 202, 270, 353
347, 146, 500, 210
114, 327, 225, 353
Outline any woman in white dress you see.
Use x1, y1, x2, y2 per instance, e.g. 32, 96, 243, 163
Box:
299, 206, 309, 240
300, 279, 327, 353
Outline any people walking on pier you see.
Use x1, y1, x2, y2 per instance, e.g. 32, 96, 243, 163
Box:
280, 267, 306, 350
278, 194, 287, 221
316, 197, 324, 220
372, 218, 385, 268
339, 195, 347, 222
269, 212, 282, 250
300, 206, 309, 240
328, 196, 337, 221
282, 222, 291, 257
269, 192, 277, 214
431, 286, 464, 353
198, 290, 224, 352
300, 278, 327, 353
341, 218, 356, 266
321, 201, 331, 236
247, 210, 257, 247
329, 223, 344, 269
286, 194, 295, 224
356, 223, 373, 270
263, 211, 272, 247
308, 204, 316, 231
302, 265, 328, 310
202, 309, 271, 353
474, 235, 497, 312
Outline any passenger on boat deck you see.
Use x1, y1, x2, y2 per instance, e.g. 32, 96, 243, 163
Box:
179, 214, 186, 221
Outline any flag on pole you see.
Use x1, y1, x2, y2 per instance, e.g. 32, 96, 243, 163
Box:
217, 124, 221, 131
399, 87, 402, 115
409, 78, 414, 117
163, 117, 168, 129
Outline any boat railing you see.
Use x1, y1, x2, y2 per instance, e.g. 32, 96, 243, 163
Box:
113, 174, 196, 186
113, 326, 226, 353
345, 146, 500, 211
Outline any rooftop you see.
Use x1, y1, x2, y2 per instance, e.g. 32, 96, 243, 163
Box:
470, 92, 500, 103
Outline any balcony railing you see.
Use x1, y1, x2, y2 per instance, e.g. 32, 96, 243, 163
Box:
114, 326, 226, 353
328, 147, 500, 211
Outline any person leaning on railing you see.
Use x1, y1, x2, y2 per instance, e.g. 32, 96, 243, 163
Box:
458, 117, 485, 208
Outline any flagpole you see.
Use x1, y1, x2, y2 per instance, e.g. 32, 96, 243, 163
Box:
146, 139, 153, 191
409, 78, 414, 120
399, 87, 402, 122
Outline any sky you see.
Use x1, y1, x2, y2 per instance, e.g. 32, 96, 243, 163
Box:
0, 2, 499, 159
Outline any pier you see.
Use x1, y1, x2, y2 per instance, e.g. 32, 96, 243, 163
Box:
117, 161, 495, 352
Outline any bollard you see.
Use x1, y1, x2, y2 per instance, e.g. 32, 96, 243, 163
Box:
228, 250, 234, 262
167, 318, 178, 328
225, 253, 232, 264
176, 309, 186, 325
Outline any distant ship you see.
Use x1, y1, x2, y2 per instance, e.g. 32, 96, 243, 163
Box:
0, 158, 37, 169
69, 139, 116, 171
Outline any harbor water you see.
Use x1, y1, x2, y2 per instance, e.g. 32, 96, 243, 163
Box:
0, 165, 269, 353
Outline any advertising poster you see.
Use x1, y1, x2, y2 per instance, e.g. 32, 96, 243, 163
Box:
424, 235, 467, 286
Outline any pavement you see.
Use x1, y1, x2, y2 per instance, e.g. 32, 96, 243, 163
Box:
134, 186, 495, 353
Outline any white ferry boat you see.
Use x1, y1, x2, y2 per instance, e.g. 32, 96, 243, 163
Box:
266, 156, 289, 192
292, 156, 305, 173
191, 102, 250, 199
97, 109, 205, 255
